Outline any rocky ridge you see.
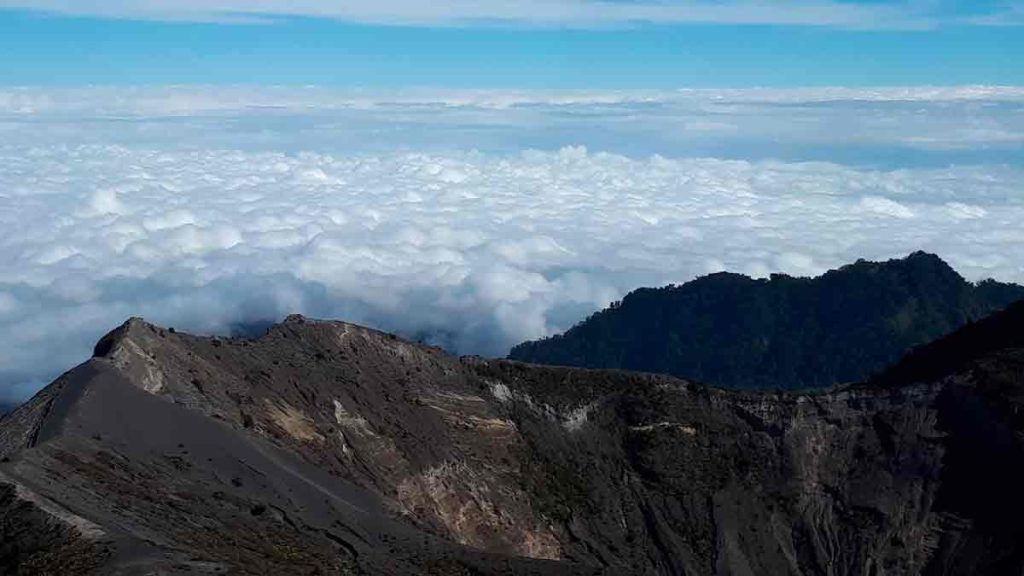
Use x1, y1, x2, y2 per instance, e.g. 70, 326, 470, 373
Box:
2, 304, 1024, 574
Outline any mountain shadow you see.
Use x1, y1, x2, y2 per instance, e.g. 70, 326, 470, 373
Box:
510, 252, 1024, 390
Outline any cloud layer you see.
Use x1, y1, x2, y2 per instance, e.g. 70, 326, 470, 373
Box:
6, 86, 1024, 115
4, 86, 1023, 165
0, 0, 997, 29
1, 86, 1023, 401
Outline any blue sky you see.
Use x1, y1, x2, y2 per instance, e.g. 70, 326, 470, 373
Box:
1, 1, 1023, 87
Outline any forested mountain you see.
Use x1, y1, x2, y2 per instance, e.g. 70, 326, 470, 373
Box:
510, 252, 1024, 390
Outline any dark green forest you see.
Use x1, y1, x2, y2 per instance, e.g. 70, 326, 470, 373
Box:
510, 252, 1024, 390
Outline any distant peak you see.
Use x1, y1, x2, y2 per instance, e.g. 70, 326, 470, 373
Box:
896, 251, 963, 279
839, 251, 960, 280
848, 251, 947, 268
903, 251, 948, 266
283, 314, 308, 325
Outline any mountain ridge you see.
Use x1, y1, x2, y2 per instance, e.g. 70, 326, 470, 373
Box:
510, 252, 1024, 390
3, 303, 1024, 573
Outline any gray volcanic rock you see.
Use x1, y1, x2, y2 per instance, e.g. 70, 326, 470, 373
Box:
2, 307, 1024, 574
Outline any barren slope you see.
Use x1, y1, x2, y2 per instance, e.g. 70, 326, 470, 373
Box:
2, 307, 1024, 574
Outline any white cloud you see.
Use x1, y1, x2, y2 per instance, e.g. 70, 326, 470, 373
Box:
2, 146, 1023, 391
0, 0, 949, 29
4, 86, 1024, 117
3, 86, 1023, 168
2, 0, 1023, 29
859, 196, 915, 219
0, 87, 1023, 401
945, 201, 988, 220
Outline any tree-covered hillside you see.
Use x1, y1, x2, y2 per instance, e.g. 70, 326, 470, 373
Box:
510, 252, 1024, 390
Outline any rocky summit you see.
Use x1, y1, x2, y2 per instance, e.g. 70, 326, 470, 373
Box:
3, 303, 1024, 575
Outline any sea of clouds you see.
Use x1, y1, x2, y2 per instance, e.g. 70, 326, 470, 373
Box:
1, 86, 1023, 401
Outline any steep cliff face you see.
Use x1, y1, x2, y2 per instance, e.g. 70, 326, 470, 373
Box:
1, 308, 1023, 574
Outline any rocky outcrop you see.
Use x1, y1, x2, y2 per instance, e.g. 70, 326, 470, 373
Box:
2, 305, 1024, 574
